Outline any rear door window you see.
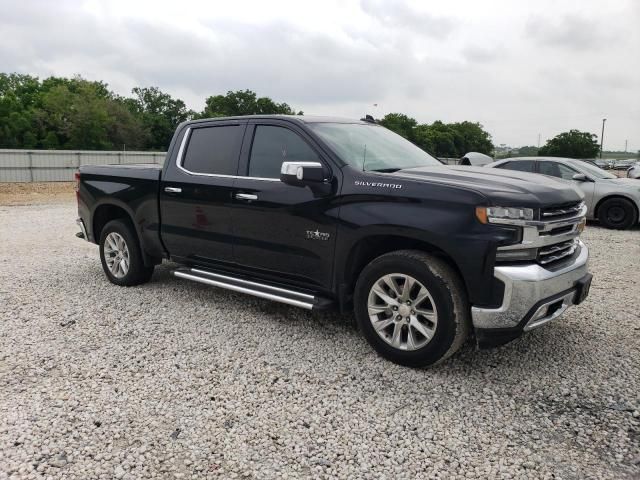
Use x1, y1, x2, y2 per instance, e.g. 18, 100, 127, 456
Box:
182, 125, 244, 176
539, 161, 577, 180
498, 160, 535, 173
248, 125, 320, 179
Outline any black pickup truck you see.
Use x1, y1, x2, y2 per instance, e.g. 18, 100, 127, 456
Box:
76, 115, 592, 367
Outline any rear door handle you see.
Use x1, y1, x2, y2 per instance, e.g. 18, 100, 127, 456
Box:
164, 187, 182, 193
235, 193, 258, 201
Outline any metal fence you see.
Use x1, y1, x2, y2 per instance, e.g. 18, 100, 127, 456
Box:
0, 149, 166, 182
0, 149, 462, 183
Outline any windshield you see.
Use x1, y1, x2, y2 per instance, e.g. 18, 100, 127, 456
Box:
568, 159, 617, 179
309, 123, 442, 171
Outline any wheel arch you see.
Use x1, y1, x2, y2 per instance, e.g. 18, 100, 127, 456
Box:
92, 202, 160, 267
92, 202, 137, 243
339, 234, 467, 310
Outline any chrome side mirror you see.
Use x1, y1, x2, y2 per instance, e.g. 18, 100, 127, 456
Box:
280, 161, 325, 185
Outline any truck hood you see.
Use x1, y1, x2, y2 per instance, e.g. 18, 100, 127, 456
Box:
390, 166, 584, 207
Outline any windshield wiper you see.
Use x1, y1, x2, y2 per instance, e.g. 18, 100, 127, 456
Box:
368, 168, 402, 173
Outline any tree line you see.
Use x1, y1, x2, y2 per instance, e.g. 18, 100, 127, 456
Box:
1, 72, 605, 159
377, 113, 494, 158
0, 73, 495, 155
0, 73, 299, 151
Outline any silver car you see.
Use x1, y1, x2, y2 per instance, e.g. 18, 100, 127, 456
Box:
628, 162, 640, 179
486, 157, 640, 229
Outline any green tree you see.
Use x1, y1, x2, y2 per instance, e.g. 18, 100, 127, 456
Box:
42, 131, 59, 149
517, 145, 539, 156
39, 81, 112, 149
413, 121, 456, 157
200, 89, 300, 118
105, 99, 150, 150
538, 130, 599, 158
0, 73, 40, 148
379, 113, 418, 141
129, 87, 193, 150
449, 121, 493, 156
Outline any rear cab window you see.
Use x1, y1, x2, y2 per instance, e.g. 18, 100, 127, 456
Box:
181, 125, 244, 176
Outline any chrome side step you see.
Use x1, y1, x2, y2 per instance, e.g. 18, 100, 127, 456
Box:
172, 268, 332, 310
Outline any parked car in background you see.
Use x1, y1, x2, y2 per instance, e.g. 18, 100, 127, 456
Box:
459, 152, 493, 166
594, 159, 614, 170
485, 157, 640, 229
614, 159, 636, 170
628, 162, 640, 179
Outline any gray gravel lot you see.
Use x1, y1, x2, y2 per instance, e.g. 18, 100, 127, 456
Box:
1, 202, 639, 479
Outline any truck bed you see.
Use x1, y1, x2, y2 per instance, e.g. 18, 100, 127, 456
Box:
77, 163, 165, 259
79, 163, 163, 180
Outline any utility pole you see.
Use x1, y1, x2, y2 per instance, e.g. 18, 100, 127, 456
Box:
625, 139, 628, 152
600, 118, 606, 159
537, 133, 541, 148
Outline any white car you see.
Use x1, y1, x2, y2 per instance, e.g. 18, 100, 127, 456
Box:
627, 162, 640, 179
486, 157, 640, 229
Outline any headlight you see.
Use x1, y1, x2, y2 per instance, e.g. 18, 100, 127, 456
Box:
475, 206, 535, 224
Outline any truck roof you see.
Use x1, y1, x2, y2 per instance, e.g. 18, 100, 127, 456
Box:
185, 115, 370, 126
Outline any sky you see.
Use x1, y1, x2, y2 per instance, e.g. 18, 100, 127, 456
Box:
1, 0, 639, 150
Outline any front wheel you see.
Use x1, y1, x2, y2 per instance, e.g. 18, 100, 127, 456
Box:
598, 197, 638, 230
99, 219, 154, 286
354, 250, 470, 368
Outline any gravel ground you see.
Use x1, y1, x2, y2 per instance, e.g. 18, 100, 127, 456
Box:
0, 202, 638, 479
0, 183, 74, 206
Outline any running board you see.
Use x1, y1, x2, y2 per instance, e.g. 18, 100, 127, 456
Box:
172, 267, 333, 310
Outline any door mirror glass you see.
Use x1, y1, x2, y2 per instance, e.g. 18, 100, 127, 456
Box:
572, 173, 588, 182
280, 161, 325, 185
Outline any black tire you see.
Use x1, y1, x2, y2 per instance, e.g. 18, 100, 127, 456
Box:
598, 197, 638, 230
99, 219, 154, 286
354, 250, 470, 368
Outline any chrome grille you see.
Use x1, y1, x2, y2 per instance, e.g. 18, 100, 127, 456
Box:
541, 202, 584, 220
495, 200, 586, 267
537, 239, 578, 265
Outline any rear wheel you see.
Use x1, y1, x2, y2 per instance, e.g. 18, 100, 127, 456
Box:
99, 219, 154, 286
354, 250, 470, 367
598, 197, 637, 230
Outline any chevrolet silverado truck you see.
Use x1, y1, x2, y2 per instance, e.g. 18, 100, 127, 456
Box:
75, 115, 592, 367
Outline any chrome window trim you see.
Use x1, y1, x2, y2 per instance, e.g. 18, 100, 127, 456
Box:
175, 126, 280, 182
175, 123, 330, 183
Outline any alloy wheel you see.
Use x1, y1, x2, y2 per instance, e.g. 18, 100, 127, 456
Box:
104, 232, 130, 278
367, 273, 438, 351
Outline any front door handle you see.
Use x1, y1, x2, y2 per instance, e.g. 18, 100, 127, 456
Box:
235, 193, 258, 201
164, 187, 182, 193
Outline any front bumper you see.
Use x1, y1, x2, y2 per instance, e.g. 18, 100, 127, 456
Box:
472, 239, 590, 348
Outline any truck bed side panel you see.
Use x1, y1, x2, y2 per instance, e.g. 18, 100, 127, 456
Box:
78, 164, 165, 258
